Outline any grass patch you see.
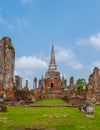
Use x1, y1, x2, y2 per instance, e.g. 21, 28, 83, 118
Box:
34, 99, 66, 104
0, 105, 100, 130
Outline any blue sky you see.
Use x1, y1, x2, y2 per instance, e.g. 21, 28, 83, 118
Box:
0, 0, 100, 89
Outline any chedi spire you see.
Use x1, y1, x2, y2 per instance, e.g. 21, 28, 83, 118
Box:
49, 45, 57, 71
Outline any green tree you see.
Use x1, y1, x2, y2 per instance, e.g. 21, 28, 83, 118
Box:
76, 78, 88, 90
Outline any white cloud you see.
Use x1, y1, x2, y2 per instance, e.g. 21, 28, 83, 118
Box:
15, 56, 48, 78
15, 55, 48, 89
15, 70, 21, 76
55, 47, 83, 70
15, 56, 48, 70
76, 32, 100, 49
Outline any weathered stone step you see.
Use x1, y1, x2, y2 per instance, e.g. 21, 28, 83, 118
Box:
28, 104, 75, 107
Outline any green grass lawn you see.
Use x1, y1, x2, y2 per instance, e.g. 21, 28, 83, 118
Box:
34, 99, 66, 104
0, 103, 100, 130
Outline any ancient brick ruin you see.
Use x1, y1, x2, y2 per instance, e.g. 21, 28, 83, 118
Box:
0, 37, 15, 99
33, 46, 66, 100
0, 36, 100, 105
68, 67, 100, 105
87, 67, 100, 104
40, 45, 66, 99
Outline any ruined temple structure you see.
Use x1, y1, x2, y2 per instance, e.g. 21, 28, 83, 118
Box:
68, 67, 100, 105
38, 45, 67, 99
68, 76, 86, 106
86, 67, 100, 104
0, 37, 15, 99
0, 36, 100, 105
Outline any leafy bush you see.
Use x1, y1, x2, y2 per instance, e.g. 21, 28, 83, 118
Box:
7, 45, 14, 49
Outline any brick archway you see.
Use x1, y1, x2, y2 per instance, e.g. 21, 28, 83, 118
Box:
51, 83, 54, 88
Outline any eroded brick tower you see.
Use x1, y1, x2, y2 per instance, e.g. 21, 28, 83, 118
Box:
0, 37, 15, 98
41, 45, 63, 99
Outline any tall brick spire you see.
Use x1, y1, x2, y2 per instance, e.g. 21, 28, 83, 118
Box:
49, 45, 57, 71
45, 45, 60, 79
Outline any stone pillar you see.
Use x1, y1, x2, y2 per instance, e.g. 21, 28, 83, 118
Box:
33, 77, 37, 89
25, 80, 28, 88
70, 76, 74, 88
93, 67, 100, 90
68, 76, 74, 99
89, 74, 93, 85
15, 75, 22, 90
39, 79, 43, 90
0, 39, 4, 91
86, 70, 95, 102
0, 37, 15, 89
61, 76, 67, 88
